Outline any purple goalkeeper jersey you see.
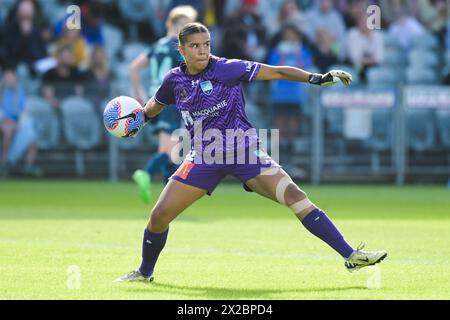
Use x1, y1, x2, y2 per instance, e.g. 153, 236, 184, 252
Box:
154, 55, 261, 158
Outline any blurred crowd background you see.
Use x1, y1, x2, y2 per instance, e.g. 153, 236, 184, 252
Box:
0, 0, 450, 183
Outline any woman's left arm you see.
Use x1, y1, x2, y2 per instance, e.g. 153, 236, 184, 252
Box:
255, 64, 353, 86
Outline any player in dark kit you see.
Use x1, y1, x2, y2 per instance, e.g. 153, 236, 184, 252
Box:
114, 23, 387, 283
130, 6, 198, 204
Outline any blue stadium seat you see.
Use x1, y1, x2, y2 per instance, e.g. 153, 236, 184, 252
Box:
113, 62, 131, 81
60, 96, 102, 150
411, 33, 439, 50
407, 109, 436, 152
118, 0, 151, 22
122, 42, 150, 63
25, 96, 60, 150
383, 48, 407, 67
436, 109, 450, 149
103, 24, 124, 65
445, 51, 450, 66
383, 32, 402, 49
408, 49, 439, 69
367, 67, 402, 86
366, 109, 393, 152
118, 129, 144, 150
324, 108, 344, 135
406, 67, 438, 84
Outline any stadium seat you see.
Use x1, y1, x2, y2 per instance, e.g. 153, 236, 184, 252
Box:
324, 108, 344, 135
436, 109, 450, 149
60, 96, 103, 176
60, 96, 102, 150
122, 42, 150, 63
383, 32, 402, 49
117, 0, 151, 22
25, 96, 60, 150
445, 51, 450, 66
383, 48, 407, 67
113, 62, 131, 81
366, 109, 393, 152
118, 129, 144, 150
407, 109, 436, 152
367, 67, 402, 86
411, 33, 439, 50
103, 24, 124, 65
406, 67, 438, 85
408, 49, 439, 69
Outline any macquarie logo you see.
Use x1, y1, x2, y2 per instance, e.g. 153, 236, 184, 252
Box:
191, 100, 227, 118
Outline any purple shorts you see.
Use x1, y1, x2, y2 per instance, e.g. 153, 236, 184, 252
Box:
170, 149, 280, 195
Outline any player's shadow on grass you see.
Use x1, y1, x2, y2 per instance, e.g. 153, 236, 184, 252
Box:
125, 282, 367, 299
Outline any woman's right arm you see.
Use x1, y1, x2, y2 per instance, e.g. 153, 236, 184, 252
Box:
143, 96, 165, 120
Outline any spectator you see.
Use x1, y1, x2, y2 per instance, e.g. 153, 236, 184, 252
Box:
341, 0, 369, 29
309, 28, 340, 73
267, 24, 312, 167
6, 0, 52, 43
0, 68, 41, 177
54, 2, 104, 47
271, 0, 307, 37
346, 15, 385, 82
379, 0, 419, 26
53, 23, 89, 71
2, 0, 48, 74
148, 0, 172, 38
388, 10, 426, 49
42, 45, 84, 109
84, 45, 111, 111
304, 0, 346, 59
80, 2, 104, 47
417, 0, 447, 44
221, 0, 267, 61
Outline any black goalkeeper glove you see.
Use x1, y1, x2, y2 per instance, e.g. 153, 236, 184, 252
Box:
308, 70, 353, 86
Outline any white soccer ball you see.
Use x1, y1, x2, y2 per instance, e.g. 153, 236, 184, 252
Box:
103, 96, 145, 138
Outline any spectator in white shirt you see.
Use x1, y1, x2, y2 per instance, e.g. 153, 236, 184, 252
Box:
346, 15, 385, 82
304, 0, 346, 59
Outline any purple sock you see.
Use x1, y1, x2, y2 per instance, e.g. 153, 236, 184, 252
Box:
139, 228, 169, 277
301, 209, 353, 258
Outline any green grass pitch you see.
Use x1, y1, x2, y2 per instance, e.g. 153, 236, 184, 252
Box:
0, 180, 449, 300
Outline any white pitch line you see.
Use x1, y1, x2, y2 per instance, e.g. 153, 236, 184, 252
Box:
1, 238, 449, 267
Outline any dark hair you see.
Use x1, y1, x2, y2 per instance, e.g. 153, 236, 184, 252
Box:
178, 22, 209, 45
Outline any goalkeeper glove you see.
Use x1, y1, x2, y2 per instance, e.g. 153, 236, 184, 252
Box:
308, 70, 353, 86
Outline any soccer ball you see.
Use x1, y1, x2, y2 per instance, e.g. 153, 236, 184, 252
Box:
103, 96, 145, 138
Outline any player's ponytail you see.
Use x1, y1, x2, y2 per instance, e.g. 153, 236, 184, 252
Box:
178, 22, 209, 46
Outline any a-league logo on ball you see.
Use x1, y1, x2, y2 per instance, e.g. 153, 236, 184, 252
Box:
200, 81, 213, 95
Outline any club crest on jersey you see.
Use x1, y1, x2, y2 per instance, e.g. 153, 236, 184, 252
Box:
200, 80, 213, 95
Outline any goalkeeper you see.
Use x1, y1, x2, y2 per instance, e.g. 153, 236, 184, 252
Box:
114, 22, 387, 283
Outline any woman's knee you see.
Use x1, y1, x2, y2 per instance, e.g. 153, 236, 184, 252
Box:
148, 206, 170, 231
284, 183, 307, 206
